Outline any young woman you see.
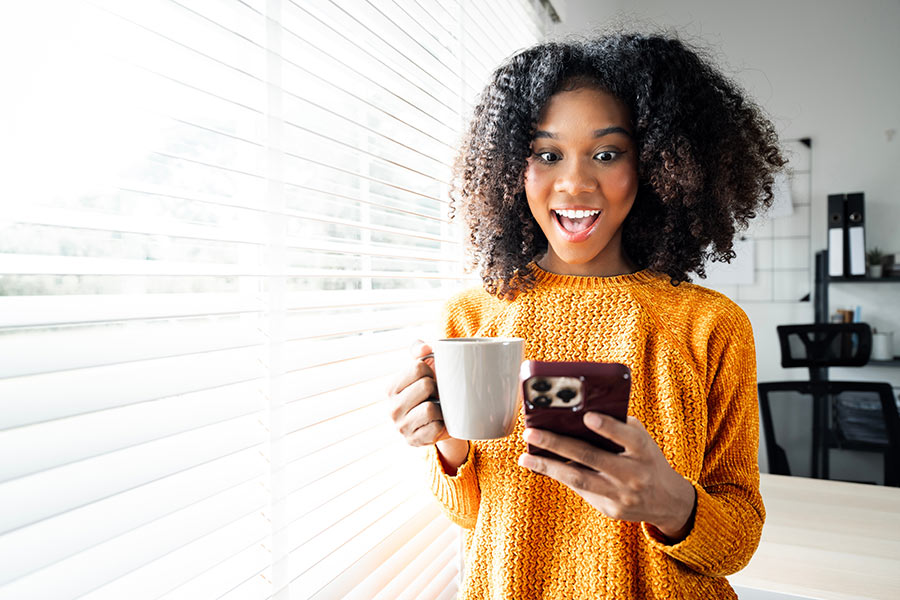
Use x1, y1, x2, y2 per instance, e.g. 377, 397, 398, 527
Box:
388, 32, 784, 599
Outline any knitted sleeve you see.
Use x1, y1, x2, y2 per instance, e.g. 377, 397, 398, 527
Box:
642, 305, 765, 576
426, 443, 480, 529
423, 288, 494, 528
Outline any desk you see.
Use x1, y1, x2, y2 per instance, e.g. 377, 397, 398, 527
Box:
728, 474, 900, 599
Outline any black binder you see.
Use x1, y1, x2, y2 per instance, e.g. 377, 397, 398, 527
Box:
827, 192, 867, 278
846, 193, 866, 277
827, 194, 846, 277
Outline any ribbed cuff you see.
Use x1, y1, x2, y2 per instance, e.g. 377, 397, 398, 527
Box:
427, 443, 480, 529
641, 480, 744, 573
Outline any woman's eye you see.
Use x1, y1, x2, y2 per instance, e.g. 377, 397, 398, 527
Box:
534, 151, 560, 163
595, 151, 618, 162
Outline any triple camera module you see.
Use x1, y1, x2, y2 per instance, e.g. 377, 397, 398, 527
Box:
524, 376, 583, 410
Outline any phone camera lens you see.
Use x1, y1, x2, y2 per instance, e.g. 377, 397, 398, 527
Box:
531, 379, 552, 393
533, 395, 551, 407
556, 388, 577, 403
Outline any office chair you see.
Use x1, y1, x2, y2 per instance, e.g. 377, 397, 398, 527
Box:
758, 323, 900, 486
776, 323, 872, 374
759, 380, 900, 486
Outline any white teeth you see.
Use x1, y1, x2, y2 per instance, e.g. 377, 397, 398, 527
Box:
554, 209, 600, 219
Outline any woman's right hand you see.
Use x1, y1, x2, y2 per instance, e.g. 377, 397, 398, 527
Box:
388, 341, 446, 446
387, 341, 469, 472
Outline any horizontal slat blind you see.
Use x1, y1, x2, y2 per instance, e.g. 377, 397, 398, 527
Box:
0, 1, 273, 597
0, 0, 547, 598
272, 1, 544, 598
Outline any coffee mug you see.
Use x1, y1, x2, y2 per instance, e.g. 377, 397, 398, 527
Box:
432, 337, 524, 440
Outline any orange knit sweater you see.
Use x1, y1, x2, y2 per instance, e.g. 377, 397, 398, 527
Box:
427, 266, 764, 599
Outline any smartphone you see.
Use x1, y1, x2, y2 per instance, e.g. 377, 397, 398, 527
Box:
521, 360, 631, 461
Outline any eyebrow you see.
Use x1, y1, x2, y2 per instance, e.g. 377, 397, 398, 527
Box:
533, 126, 633, 139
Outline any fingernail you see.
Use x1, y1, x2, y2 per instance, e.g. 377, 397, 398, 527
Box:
523, 428, 539, 443
585, 413, 603, 428
409, 339, 427, 356
518, 454, 530, 468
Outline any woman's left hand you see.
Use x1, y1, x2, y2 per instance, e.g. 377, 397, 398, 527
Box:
519, 413, 697, 542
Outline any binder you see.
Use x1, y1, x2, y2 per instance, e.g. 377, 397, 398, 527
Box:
846, 192, 866, 277
827, 194, 846, 277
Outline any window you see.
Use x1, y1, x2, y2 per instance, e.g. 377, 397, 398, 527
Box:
0, 1, 550, 598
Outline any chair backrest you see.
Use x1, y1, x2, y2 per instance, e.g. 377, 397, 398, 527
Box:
758, 379, 900, 485
777, 323, 872, 372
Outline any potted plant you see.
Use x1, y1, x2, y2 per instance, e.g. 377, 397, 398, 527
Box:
866, 247, 885, 278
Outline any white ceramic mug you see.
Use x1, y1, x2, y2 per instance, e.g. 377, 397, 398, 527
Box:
432, 337, 524, 440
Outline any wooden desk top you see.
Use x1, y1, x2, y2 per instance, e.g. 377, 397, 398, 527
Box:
728, 474, 900, 599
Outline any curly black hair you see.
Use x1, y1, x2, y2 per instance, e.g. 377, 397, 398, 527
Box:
450, 32, 786, 298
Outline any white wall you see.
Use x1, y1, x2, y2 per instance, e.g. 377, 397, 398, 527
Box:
554, 0, 900, 383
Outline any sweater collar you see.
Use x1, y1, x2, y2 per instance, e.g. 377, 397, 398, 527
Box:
530, 262, 660, 290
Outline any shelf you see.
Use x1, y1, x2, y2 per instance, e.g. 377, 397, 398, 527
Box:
829, 277, 900, 284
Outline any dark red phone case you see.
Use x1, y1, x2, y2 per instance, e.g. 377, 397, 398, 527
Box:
521, 360, 631, 460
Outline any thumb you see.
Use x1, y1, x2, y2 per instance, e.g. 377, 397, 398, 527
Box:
409, 339, 433, 360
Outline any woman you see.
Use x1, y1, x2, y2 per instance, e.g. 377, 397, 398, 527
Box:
388, 32, 784, 599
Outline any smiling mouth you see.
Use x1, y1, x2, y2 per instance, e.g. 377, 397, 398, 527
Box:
553, 209, 602, 234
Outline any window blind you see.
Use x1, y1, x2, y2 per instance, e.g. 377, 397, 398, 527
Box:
0, 1, 550, 598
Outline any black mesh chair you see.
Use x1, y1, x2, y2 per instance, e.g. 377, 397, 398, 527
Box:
759, 380, 900, 485
776, 323, 872, 374
758, 323, 900, 486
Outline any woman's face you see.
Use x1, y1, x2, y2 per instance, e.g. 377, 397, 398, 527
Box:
524, 87, 638, 277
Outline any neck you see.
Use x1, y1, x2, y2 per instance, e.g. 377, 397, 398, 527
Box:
537, 252, 637, 278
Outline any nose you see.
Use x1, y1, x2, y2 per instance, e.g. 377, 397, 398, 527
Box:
553, 158, 597, 195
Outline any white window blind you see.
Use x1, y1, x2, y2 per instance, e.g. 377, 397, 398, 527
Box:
0, 1, 549, 599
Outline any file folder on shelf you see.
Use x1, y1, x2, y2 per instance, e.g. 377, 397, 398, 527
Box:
846, 193, 866, 277
827, 192, 867, 278
827, 194, 845, 277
